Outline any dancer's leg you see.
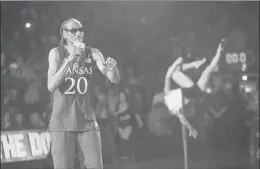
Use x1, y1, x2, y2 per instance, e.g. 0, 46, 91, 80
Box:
197, 40, 224, 92
182, 58, 206, 71
172, 71, 194, 88
164, 57, 185, 94
171, 58, 206, 88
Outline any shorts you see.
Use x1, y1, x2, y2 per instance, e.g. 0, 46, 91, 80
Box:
182, 84, 205, 99
51, 130, 103, 169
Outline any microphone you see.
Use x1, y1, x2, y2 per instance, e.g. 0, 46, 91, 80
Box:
73, 40, 85, 59
73, 41, 85, 49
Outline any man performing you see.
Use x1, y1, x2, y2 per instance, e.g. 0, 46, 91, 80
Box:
164, 40, 224, 137
47, 18, 120, 169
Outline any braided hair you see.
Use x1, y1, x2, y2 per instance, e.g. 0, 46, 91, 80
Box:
58, 18, 74, 68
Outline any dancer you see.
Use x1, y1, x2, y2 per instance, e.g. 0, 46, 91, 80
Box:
164, 39, 225, 137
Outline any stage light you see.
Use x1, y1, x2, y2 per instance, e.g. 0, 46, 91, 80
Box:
245, 87, 252, 93
206, 87, 212, 93
25, 22, 31, 28
242, 75, 247, 81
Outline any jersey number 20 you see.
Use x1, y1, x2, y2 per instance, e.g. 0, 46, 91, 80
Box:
64, 77, 88, 95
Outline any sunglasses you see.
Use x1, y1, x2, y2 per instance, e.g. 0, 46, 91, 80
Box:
64, 27, 84, 34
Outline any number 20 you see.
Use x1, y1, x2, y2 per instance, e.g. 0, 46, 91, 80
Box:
64, 77, 88, 95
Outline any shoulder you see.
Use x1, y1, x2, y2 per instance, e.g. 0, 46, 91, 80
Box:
89, 47, 105, 61
49, 47, 60, 54
48, 47, 60, 58
48, 47, 61, 63
89, 47, 102, 55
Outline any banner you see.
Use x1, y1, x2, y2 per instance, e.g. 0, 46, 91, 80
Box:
1, 130, 51, 163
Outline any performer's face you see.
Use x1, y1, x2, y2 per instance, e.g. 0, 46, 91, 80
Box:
63, 19, 84, 44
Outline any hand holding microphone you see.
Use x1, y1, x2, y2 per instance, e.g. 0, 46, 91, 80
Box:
68, 41, 85, 61
73, 41, 85, 56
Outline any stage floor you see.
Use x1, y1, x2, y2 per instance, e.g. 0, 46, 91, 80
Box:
105, 150, 257, 169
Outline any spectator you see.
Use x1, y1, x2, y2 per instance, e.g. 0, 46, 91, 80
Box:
23, 68, 42, 104
2, 111, 13, 130
107, 86, 120, 146
114, 90, 136, 161
1, 53, 6, 102
41, 111, 50, 126
4, 89, 18, 105
124, 89, 144, 162
9, 62, 20, 78
29, 112, 45, 129
123, 87, 144, 129
1, 53, 7, 73
95, 86, 108, 119
13, 112, 26, 130
130, 91, 144, 128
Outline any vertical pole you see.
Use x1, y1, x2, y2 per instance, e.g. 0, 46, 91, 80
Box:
182, 91, 189, 169
182, 123, 188, 169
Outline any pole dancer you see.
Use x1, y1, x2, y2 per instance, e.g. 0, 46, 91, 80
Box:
164, 39, 225, 169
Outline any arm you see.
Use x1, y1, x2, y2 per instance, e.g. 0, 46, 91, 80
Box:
92, 49, 120, 84
47, 48, 72, 92
114, 103, 128, 116
209, 107, 227, 118
134, 113, 143, 128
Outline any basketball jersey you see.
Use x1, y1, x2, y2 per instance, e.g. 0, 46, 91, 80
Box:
49, 46, 99, 132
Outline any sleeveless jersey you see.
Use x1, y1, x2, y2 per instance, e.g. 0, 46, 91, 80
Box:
49, 46, 99, 132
